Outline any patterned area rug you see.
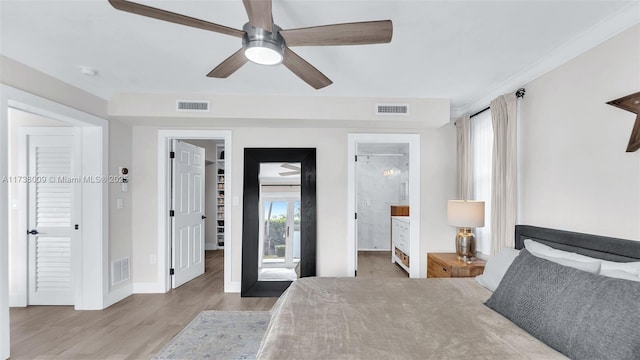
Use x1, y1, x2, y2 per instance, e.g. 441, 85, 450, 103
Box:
153, 311, 271, 360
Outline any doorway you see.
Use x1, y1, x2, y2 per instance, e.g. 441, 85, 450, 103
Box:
347, 134, 421, 278
356, 143, 410, 278
157, 130, 233, 293
9, 110, 77, 307
2, 84, 109, 360
5, 93, 107, 310
21, 126, 81, 305
258, 163, 301, 282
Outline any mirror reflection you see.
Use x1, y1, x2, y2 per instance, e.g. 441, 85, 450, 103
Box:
258, 163, 301, 281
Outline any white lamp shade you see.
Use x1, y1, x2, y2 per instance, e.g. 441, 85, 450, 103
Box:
447, 200, 485, 228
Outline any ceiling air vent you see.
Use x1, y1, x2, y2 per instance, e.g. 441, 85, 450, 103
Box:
176, 100, 210, 112
376, 104, 409, 116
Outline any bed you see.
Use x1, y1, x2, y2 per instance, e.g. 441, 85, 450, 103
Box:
257, 225, 640, 359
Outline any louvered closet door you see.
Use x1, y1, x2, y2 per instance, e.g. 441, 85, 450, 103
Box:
27, 129, 79, 305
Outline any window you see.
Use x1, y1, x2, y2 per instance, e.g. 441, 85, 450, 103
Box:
470, 110, 493, 255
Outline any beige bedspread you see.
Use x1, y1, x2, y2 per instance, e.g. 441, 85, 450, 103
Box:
257, 277, 566, 359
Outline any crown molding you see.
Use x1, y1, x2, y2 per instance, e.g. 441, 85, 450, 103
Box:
451, 2, 640, 121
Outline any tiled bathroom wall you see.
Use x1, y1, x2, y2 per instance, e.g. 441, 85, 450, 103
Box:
357, 154, 409, 250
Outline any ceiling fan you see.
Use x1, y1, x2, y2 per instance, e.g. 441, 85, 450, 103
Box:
279, 163, 300, 176
108, 0, 393, 89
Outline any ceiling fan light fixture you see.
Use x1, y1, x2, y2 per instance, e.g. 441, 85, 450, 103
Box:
242, 23, 284, 66
108, 2, 393, 88
244, 41, 283, 65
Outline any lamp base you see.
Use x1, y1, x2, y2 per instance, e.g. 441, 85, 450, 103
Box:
455, 228, 476, 261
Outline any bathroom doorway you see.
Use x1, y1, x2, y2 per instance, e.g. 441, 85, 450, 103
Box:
347, 134, 421, 278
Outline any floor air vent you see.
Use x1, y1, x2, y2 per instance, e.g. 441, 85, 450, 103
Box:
111, 257, 130, 286
176, 100, 210, 112
376, 104, 409, 115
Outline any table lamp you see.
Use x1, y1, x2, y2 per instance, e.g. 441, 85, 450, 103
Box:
447, 200, 485, 261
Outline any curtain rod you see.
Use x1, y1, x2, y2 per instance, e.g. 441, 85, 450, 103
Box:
469, 88, 526, 119
470, 106, 490, 119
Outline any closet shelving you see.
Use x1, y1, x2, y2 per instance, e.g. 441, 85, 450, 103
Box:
216, 144, 225, 247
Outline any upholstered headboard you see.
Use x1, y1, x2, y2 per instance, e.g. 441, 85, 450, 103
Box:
515, 225, 640, 262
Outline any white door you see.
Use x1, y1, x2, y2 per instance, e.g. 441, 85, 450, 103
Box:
24, 128, 80, 305
260, 196, 300, 269
171, 140, 205, 288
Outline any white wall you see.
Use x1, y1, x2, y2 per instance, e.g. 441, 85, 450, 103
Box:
0, 56, 111, 358
108, 118, 133, 301
130, 124, 456, 287
130, 126, 160, 289
0, 56, 135, 358
422, 123, 459, 258
0, 55, 107, 119
0, 84, 9, 360
110, 93, 449, 128
520, 24, 640, 241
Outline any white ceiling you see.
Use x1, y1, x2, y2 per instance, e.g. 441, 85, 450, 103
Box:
1, 0, 637, 116
260, 163, 301, 185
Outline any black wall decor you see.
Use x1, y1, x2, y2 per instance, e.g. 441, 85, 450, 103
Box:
241, 148, 317, 297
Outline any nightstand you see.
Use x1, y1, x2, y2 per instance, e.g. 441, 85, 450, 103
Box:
427, 253, 486, 278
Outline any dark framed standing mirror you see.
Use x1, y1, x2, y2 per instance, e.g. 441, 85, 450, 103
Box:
241, 148, 317, 297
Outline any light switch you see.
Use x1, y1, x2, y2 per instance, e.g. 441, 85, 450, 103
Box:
116, 198, 124, 209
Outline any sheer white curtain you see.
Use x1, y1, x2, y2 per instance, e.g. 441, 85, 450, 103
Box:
471, 110, 493, 255
490, 94, 518, 255
455, 115, 471, 199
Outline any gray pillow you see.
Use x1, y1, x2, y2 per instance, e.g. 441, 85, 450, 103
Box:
485, 249, 640, 360
475, 247, 520, 291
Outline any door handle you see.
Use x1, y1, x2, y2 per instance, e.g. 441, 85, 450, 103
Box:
202, 215, 207, 220
27, 229, 38, 235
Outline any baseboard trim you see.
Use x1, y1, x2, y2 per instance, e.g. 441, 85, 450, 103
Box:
9, 294, 26, 308
105, 283, 133, 308
133, 282, 165, 294
225, 281, 240, 293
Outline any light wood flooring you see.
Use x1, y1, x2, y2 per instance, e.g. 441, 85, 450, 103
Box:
9, 251, 276, 360
9, 250, 405, 359
357, 250, 409, 278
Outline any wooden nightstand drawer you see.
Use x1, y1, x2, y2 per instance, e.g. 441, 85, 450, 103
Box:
427, 260, 451, 278
427, 253, 486, 278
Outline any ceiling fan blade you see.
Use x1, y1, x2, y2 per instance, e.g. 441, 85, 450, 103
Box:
279, 171, 301, 177
283, 48, 332, 90
280, 20, 393, 46
108, 0, 244, 38
242, 0, 273, 32
207, 49, 248, 78
281, 163, 300, 171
